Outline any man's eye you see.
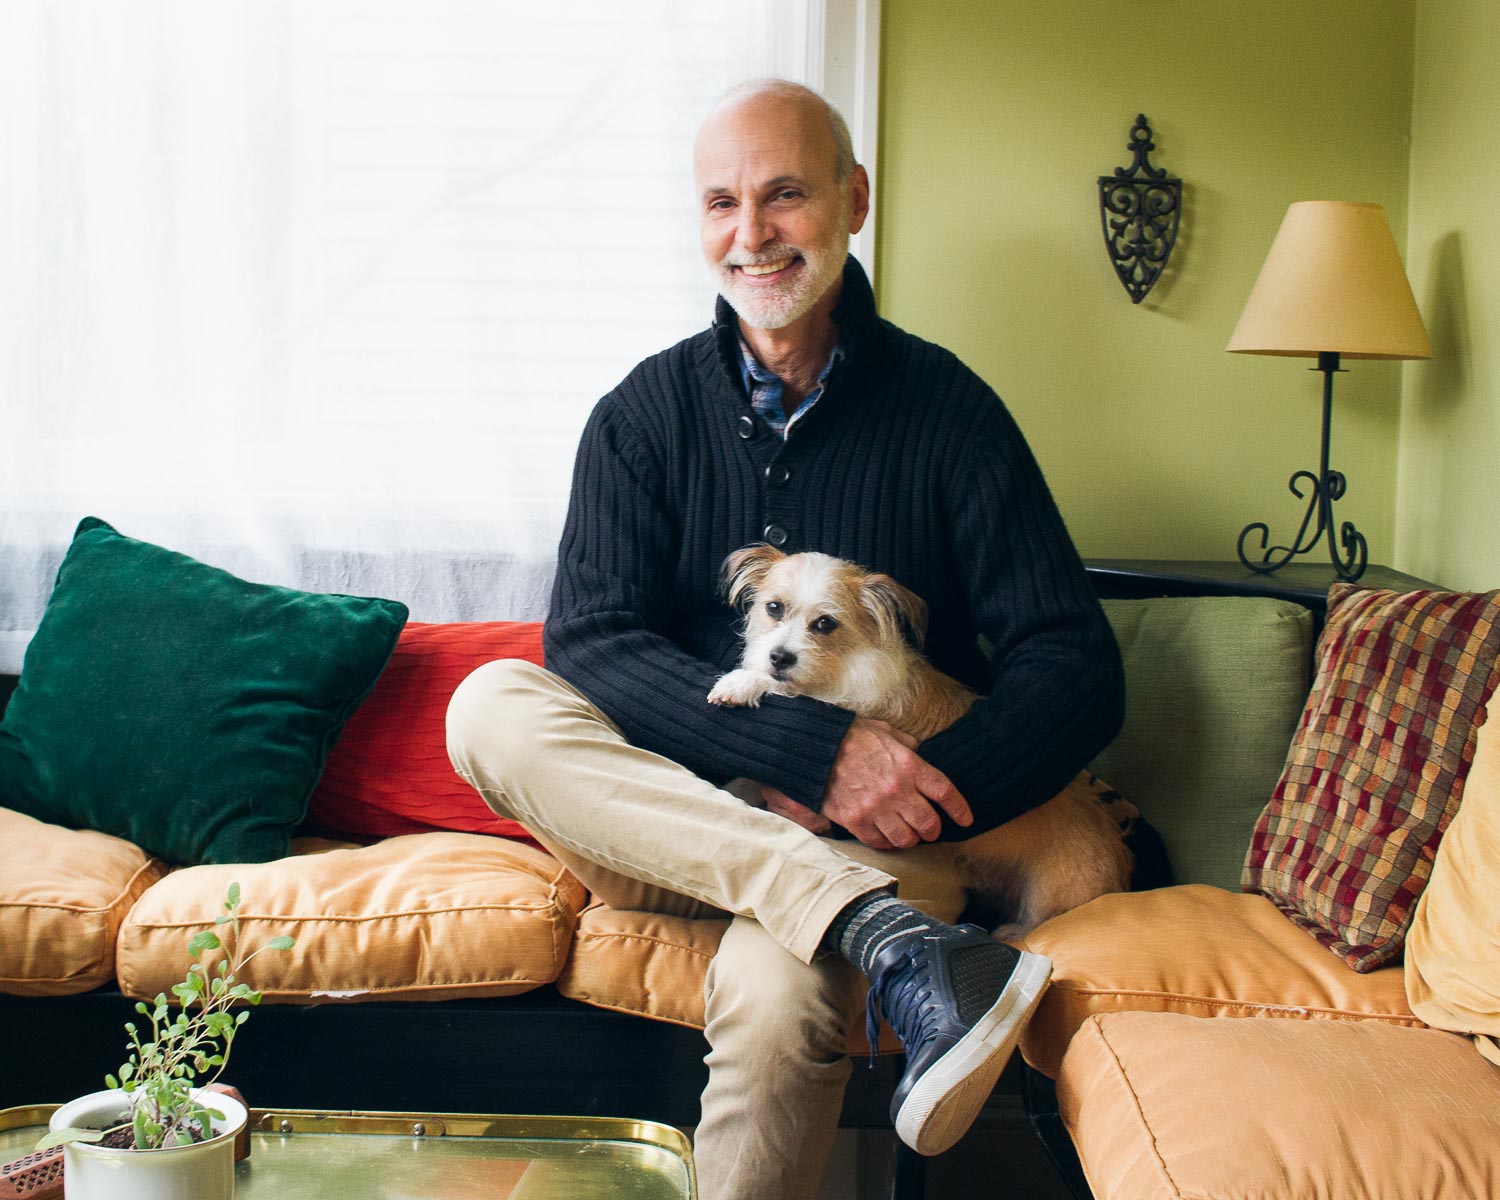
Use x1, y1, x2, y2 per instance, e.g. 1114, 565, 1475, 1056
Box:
765, 601, 783, 619
709, 197, 735, 211
811, 615, 839, 634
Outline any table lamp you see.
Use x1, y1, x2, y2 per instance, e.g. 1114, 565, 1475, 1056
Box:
1228, 200, 1431, 581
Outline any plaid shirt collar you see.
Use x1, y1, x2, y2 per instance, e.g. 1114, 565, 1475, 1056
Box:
737, 335, 845, 441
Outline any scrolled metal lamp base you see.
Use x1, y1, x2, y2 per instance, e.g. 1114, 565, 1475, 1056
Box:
1236, 351, 1369, 583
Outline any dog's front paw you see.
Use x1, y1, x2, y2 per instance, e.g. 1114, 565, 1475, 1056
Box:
708, 669, 774, 707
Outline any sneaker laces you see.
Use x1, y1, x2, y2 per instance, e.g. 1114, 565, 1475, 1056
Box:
864, 939, 942, 1067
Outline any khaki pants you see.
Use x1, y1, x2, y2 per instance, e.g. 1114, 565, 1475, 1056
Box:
445, 660, 967, 1200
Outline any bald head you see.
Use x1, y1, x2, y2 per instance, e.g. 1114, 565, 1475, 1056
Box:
699, 79, 857, 184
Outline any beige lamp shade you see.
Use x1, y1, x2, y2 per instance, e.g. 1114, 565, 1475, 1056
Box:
1227, 201, 1432, 360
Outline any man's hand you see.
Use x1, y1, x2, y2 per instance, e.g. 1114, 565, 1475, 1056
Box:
762, 717, 972, 850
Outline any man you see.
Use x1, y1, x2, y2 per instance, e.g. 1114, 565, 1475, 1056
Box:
447, 80, 1123, 1200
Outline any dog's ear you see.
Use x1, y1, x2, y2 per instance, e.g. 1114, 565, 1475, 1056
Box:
859, 573, 928, 648
721, 544, 786, 611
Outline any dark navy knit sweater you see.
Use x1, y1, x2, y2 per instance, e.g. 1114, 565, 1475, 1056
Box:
544, 258, 1124, 838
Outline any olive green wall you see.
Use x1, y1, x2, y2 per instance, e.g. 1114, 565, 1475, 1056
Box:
1394, 0, 1500, 591
875, 1, 1417, 564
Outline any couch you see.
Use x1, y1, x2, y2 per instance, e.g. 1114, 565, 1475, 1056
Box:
1016, 571, 1500, 1200
3, 561, 1496, 1200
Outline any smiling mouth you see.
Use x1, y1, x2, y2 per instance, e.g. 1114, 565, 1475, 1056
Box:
737, 257, 799, 279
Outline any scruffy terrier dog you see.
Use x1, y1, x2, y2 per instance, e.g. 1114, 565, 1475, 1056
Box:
707, 544, 1138, 940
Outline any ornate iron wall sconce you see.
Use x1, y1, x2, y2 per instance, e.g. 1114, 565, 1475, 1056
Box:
1098, 115, 1180, 303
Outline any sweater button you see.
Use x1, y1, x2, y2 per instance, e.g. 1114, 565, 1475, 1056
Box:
737, 415, 755, 439
763, 524, 789, 547
764, 463, 790, 486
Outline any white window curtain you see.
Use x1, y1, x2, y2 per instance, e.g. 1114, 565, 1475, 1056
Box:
0, 0, 876, 673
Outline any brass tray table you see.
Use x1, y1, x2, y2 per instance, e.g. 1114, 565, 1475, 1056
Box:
1, 1105, 695, 1199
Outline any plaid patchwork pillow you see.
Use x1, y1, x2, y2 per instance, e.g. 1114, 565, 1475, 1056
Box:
1243, 584, 1500, 972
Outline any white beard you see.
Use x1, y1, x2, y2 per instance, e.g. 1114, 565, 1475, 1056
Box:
713, 233, 849, 330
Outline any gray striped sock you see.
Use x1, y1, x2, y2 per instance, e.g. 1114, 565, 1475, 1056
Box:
826, 893, 933, 978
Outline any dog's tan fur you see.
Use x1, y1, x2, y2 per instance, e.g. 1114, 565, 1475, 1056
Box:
708, 544, 1135, 940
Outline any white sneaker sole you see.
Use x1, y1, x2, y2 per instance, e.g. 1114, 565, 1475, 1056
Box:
893, 949, 1053, 1156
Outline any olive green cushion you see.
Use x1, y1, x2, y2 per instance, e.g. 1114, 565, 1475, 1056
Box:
0, 518, 407, 865
1092, 596, 1313, 890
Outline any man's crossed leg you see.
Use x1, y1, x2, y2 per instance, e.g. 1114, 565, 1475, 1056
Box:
446, 659, 1051, 1200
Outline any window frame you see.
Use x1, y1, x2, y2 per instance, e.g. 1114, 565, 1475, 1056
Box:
811, 0, 881, 277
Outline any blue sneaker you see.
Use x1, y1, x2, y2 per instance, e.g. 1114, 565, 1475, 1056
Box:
865, 922, 1052, 1156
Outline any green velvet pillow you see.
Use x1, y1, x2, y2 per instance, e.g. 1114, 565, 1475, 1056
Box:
1090, 595, 1314, 891
0, 518, 408, 865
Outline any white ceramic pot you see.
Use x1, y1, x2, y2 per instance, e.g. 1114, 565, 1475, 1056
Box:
49, 1088, 246, 1200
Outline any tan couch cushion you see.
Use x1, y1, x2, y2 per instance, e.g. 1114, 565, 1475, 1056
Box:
556, 903, 898, 1056
1407, 711, 1500, 1066
1017, 884, 1419, 1078
1058, 1011, 1500, 1200
0, 807, 166, 996
117, 832, 587, 1002
559, 902, 728, 1029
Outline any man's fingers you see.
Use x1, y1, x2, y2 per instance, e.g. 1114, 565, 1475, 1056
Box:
775, 802, 831, 834
853, 826, 897, 852
875, 814, 920, 850
920, 766, 972, 827
900, 797, 943, 841
822, 716, 970, 846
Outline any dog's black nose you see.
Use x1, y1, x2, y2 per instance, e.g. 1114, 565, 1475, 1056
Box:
769, 648, 797, 672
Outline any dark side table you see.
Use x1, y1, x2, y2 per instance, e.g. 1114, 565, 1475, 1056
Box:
1084, 559, 1444, 611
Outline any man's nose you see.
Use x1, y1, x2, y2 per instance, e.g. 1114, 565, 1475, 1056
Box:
736, 203, 773, 251
769, 648, 797, 672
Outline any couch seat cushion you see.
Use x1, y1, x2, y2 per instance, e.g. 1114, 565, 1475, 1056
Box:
116, 832, 587, 1002
1058, 1011, 1500, 1200
559, 902, 728, 1030
0, 807, 166, 996
556, 902, 899, 1055
1018, 884, 1419, 1078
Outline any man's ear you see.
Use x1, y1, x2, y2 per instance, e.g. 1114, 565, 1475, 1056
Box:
847, 164, 871, 235
721, 544, 786, 611
859, 572, 928, 648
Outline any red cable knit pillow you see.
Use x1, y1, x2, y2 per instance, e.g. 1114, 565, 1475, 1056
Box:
307, 622, 544, 843
1243, 585, 1500, 972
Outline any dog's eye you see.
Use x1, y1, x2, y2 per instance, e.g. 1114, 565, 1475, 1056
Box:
811, 615, 839, 635
765, 601, 783, 619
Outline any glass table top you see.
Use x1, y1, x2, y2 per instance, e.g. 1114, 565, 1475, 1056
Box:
1, 1106, 696, 1199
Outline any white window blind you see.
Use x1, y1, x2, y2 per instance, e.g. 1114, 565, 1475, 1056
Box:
0, 0, 878, 672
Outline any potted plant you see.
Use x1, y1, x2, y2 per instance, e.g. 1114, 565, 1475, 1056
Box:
39, 882, 293, 1200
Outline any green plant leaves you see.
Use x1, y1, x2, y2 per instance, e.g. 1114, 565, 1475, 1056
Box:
86, 884, 295, 1150
132, 1107, 156, 1150
35, 1127, 107, 1151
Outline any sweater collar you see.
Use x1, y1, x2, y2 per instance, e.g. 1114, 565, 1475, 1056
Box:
706, 255, 878, 394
